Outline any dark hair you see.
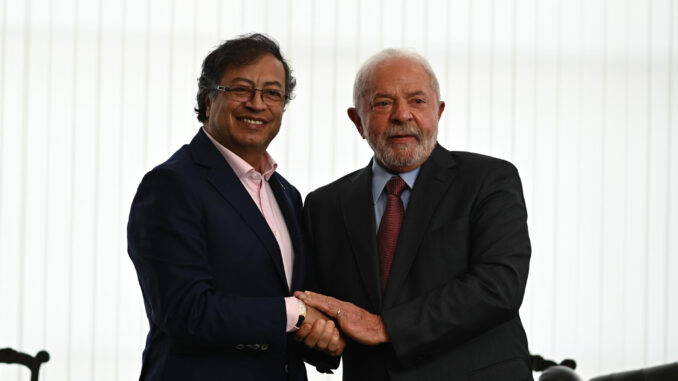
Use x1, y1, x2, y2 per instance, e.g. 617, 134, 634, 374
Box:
194, 33, 296, 122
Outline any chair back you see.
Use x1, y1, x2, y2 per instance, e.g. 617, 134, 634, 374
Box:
0, 348, 50, 381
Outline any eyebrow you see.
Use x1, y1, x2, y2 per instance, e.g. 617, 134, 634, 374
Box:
228, 77, 284, 88
372, 91, 428, 99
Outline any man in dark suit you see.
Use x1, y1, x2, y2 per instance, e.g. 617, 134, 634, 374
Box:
127, 34, 342, 381
297, 49, 533, 380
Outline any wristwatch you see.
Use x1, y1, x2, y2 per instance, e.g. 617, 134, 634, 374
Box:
295, 298, 307, 328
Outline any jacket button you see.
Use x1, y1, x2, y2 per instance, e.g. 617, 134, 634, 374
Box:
284, 364, 288, 373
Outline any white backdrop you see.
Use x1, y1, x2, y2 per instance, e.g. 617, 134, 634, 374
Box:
1, 0, 676, 380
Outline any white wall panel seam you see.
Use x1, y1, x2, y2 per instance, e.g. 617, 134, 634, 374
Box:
510, 0, 517, 161
90, 0, 103, 378
643, 0, 652, 365
42, 0, 54, 357
442, 0, 452, 145
598, 0, 608, 367
621, 0, 630, 363
489, 0, 496, 153
142, 0, 150, 171
114, 1, 128, 377
167, 0, 175, 153
553, 0, 563, 359
528, 0, 539, 344
307, 0, 315, 187
18, 0, 30, 360
664, 0, 673, 363
66, 1, 80, 378
465, 0, 473, 148
0, 0, 6, 304
283, 1, 292, 172
330, 0, 338, 178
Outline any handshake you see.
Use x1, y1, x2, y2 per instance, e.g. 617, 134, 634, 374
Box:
292, 291, 390, 357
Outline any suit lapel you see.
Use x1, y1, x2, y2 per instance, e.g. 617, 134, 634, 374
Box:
190, 129, 289, 291
269, 174, 301, 294
341, 164, 382, 311
383, 145, 457, 307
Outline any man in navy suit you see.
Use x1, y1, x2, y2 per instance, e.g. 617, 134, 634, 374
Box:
298, 49, 533, 380
127, 33, 342, 381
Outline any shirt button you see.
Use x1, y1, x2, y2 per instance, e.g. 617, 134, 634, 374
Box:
284, 364, 288, 373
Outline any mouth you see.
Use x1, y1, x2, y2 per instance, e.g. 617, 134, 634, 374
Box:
239, 117, 266, 126
387, 134, 419, 144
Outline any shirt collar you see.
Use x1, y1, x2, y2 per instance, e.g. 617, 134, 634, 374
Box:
371, 158, 420, 202
202, 127, 278, 181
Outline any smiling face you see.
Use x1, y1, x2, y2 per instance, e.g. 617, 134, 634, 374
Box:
204, 53, 286, 169
348, 57, 445, 173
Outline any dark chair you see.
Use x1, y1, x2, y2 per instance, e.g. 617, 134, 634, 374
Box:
531, 354, 583, 381
589, 362, 677, 381
0, 348, 50, 381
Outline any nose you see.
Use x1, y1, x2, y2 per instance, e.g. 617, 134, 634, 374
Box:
245, 89, 267, 111
389, 100, 413, 124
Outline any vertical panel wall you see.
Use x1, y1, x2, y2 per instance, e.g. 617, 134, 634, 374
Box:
0, 1, 676, 380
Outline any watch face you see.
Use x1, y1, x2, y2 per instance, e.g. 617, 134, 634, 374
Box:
295, 314, 305, 328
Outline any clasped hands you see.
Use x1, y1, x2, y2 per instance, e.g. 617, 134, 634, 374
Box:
293, 291, 390, 357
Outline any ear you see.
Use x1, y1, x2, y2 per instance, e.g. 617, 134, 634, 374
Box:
437, 101, 445, 120
205, 91, 213, 119
347, 107, 365, 139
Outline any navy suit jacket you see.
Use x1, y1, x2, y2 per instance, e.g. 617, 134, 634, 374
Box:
127, 129, 317, 380
304, 144, 533, 381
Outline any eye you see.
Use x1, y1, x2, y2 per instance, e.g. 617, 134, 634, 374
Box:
229, 86, 253, 97
412, 98, 426, 104
263, 89, 284, 101
372, 99, 393, 109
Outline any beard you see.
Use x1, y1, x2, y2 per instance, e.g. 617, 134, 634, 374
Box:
365, 124, 437, 171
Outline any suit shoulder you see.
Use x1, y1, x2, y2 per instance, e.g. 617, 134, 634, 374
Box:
306, 167, 365, 201
152, 144, 195, 173
448, 151, 519, 175
134, 144, 202, 194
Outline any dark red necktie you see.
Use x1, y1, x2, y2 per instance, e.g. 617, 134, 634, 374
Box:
377, 176, 407, 293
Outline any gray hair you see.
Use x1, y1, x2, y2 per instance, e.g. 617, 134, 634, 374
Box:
352, 48, 441, 109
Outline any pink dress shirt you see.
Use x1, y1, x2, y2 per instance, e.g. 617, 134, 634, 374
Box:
204, 129, 300, 332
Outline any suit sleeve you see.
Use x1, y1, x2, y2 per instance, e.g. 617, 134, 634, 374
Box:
298, 191, 342, 373
127, 167, 288, 351
381, 161, 531, 365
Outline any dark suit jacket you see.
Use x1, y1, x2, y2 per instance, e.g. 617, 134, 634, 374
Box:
304, 144, 533, 381
127, 129, 320, 380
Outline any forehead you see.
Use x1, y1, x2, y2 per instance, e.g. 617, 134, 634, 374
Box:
366, 58, 432, 96
220, 53, 286, 85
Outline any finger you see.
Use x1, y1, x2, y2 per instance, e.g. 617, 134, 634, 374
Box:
300, 291, 341, 316
303, 319, 326, 348
314, 320, 335, 350
293, 322, 312, 341
330, 335, 346, 357
326, 329, 341, 353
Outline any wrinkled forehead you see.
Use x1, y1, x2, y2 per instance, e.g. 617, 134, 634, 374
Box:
364, 58, 435, 98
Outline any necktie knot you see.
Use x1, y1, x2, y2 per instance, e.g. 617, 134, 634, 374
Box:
385, 176, 407, 197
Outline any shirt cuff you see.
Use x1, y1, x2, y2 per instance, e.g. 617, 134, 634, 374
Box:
285, 296, 300, 332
